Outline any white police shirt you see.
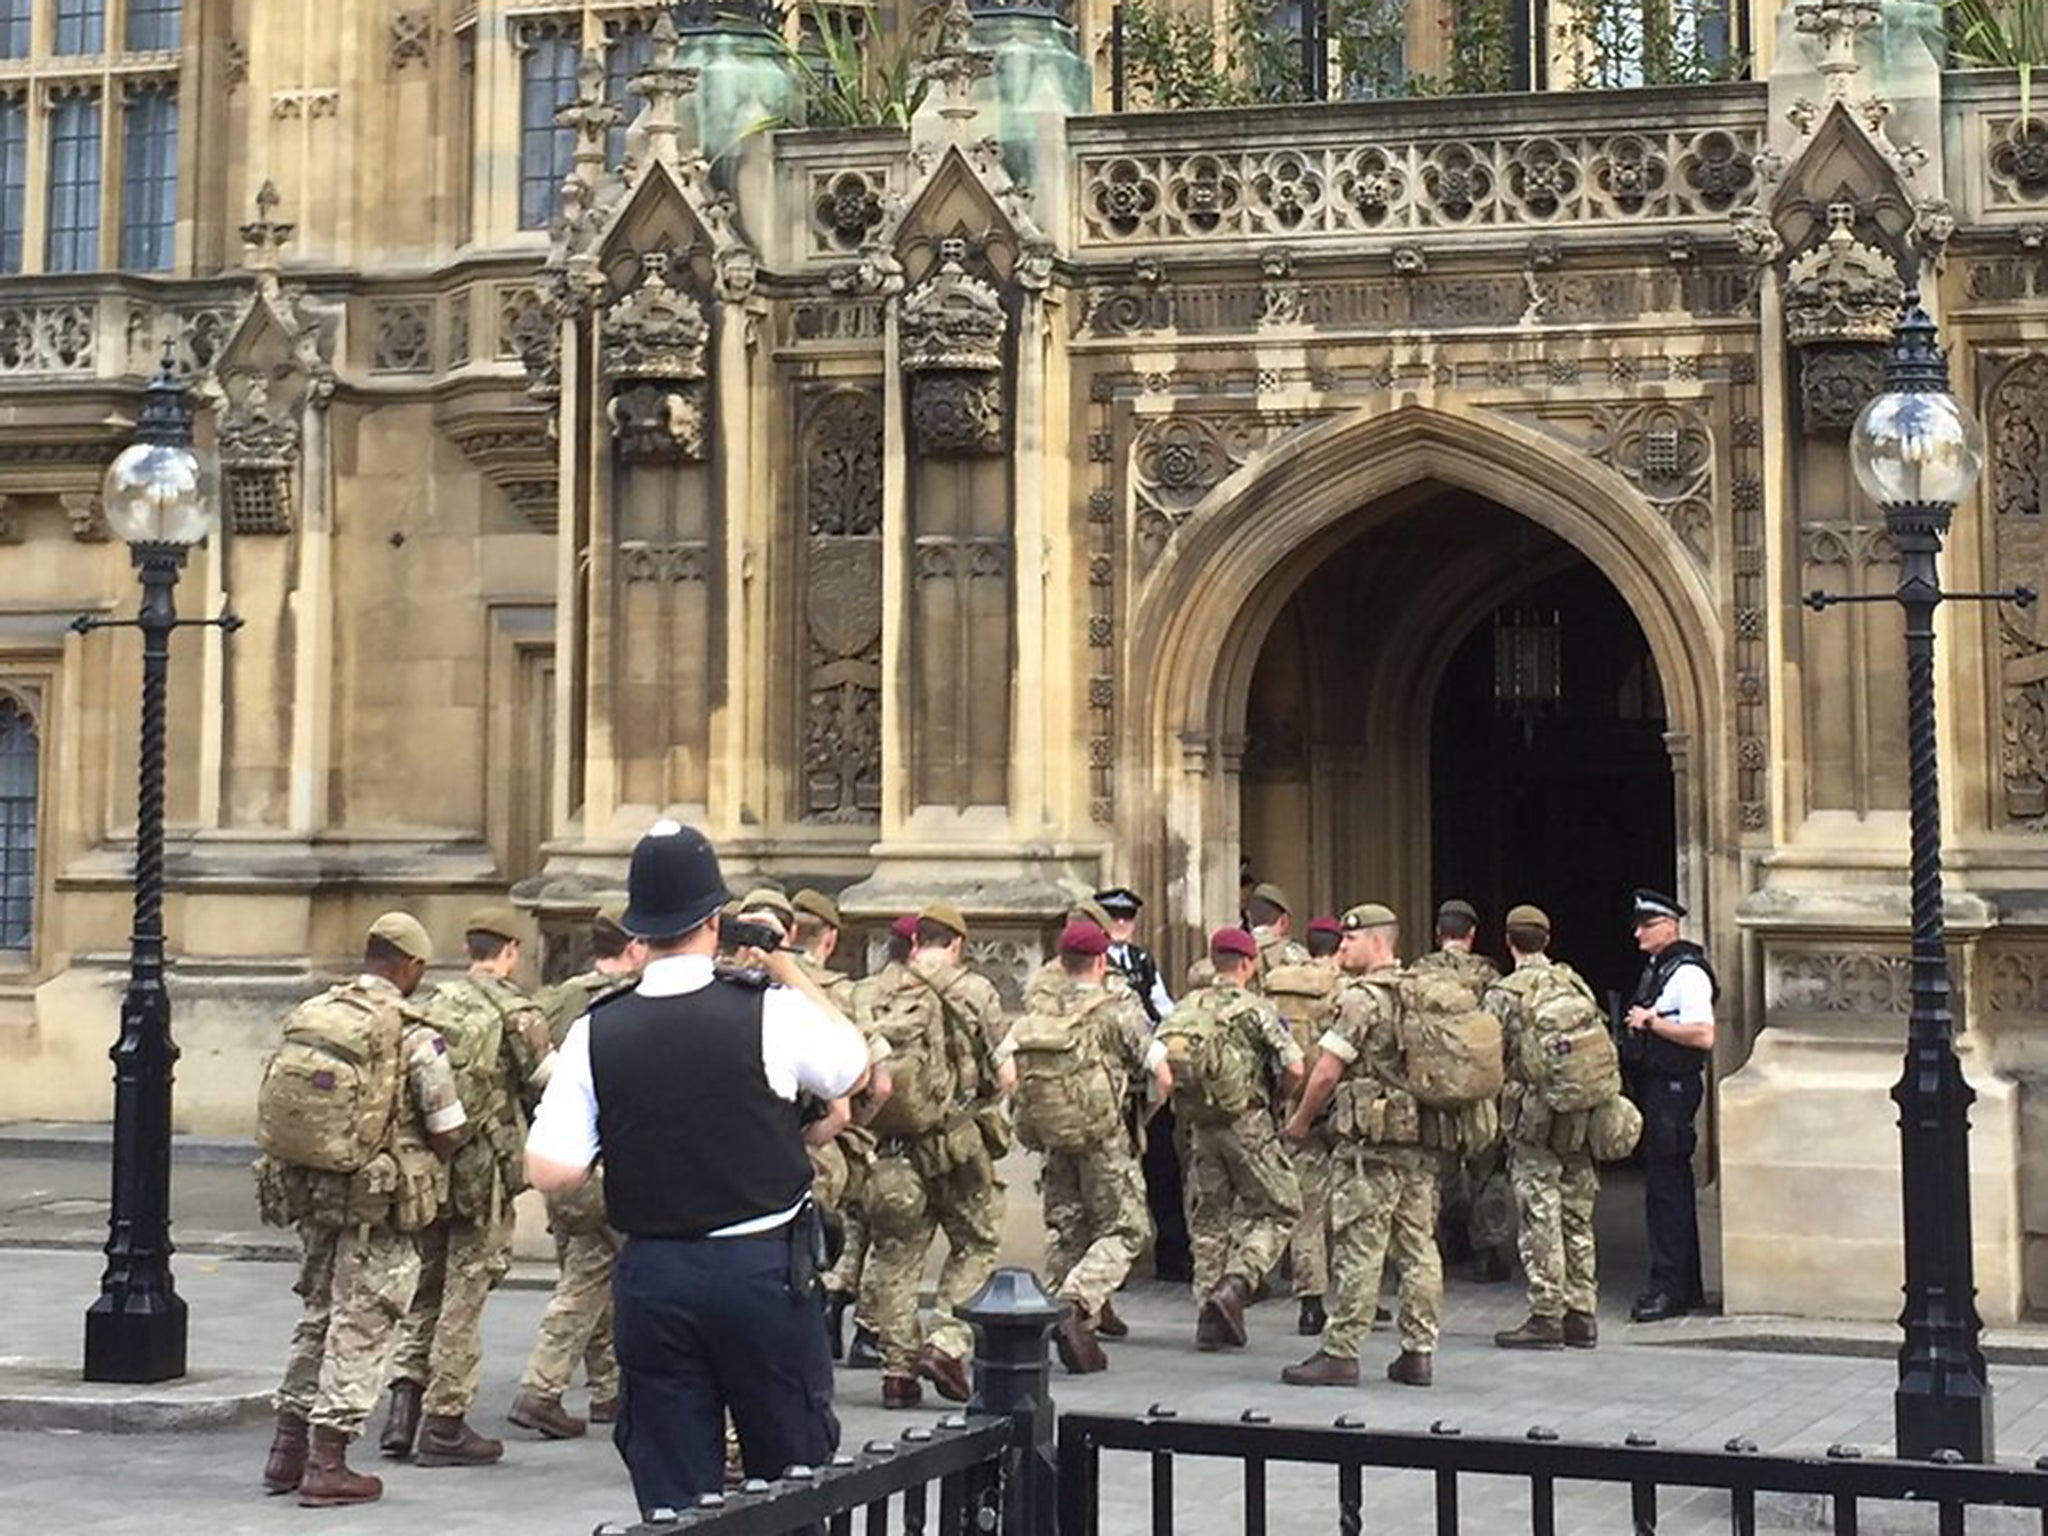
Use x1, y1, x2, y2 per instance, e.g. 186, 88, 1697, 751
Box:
525, 952, 866, 1236
1651, 961, 1716, 1026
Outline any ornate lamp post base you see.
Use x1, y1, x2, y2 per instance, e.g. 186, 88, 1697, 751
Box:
85, 1286, 189, 1384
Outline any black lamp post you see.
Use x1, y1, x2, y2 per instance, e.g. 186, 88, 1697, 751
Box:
75, 351, 233, 1384
1807, 298, 2031, 1462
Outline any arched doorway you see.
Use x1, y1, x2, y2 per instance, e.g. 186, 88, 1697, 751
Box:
1123, 400, 1725, 988
1237, 489, 1677, 998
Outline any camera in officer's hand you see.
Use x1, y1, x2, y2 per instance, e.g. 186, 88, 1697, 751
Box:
720, 914, 788, 954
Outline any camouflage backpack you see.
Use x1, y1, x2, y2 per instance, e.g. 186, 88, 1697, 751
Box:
1157, 990, 1265, 1127
256, 985, 405, 1175
1009, 992, 1125, 1155
424, 978, 516, 1217
1518, 963, 1620, 1113
859, 969, 958, 1138
1383, 967, 1504, 1109
1262, 963, 1340, 1069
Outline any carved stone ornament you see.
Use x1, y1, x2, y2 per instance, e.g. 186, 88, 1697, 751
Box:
1783, 204, 1904, 347
1799, 345, 1886, 436
900, 238, 1007, 457
601, 252, 710, 463
1992, 356, 2048, 826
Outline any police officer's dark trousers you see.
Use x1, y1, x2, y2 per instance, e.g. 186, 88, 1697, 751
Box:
612, 1228, 838, 1516
1640, 1073, 1705, 1305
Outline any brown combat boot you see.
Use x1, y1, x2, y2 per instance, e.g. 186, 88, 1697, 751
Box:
1563, 1310, 1599, 1349
588, 1396, 620, 1424
1054, 1308, 1109, 1375
917, 1343, 971, 1403
376, 1379, 423, 1459
1280, 1350, 1360, 1387
1387, 1350, 1434, 1387
261, 1410, 309, 1495
1494, 1314, 1566, 1350
415, 1413, 505, 1467
881, 1373, 923, 1410
297, 1425, 383, 1507
1198, 1275, 1250, 1349
1095, 1298, 1129, 1340
509, 1389, 588, 1440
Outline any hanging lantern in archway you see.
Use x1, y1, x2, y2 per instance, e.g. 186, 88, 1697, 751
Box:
1494, 606, 1562, 721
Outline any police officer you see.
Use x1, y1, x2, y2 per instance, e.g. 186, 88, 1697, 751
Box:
525, 821, 868, 1518
1623, 888, 1715, 1322
1097, 887, 1174, 1023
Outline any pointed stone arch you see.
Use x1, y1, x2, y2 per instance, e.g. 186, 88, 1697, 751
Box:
1767, 101, 1920, 259
1120, 396, 1728, 963
889, 145, 1022, 286
202, 285, 335, 537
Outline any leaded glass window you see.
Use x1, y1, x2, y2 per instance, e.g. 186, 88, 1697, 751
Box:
0, 97, 25, 273
0, 696, 37, 952
518, 27, 579, 230
53, 0, 105, 56
120, 83, 176, 270
126, 0, 181, 52
605, 21, 652, 171
0, 0, 28, 60
45, 90, 101, 272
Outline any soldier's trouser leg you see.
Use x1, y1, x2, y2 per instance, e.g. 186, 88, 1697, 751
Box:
387, 1218, 449, 1387
422, 1206, 517, 1417
823, 1156, 872, 1309
1216, 1115, 1302, 1289
1469, 1143, 1517, 1264
925, 1155, 1002, 1362
1558, 1152, 1600, 1316
1288, 1136, 1331, 1299
279, 1222, 422, 1436
1054, 1148, 1150, 1317
584, 1297, 619, 1402
1182, 1136, 1229, 1303
1040, 1153, 1086, 1296
1511, 1145, 1567, 1317
522, 1226, 622, 1396
1389, 1149, 1444, 1354
1321, 1149, 1405, 1362
858, 1154, 933, 1377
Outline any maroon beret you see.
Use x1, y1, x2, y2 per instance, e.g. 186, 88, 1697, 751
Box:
1307, 916, 1343, 937
891, 913, 919, 941
1209, 926, 1258, 961
1058, 921, 1110, 957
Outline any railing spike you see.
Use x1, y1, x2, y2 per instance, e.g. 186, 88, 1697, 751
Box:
1930, 1448, 1965, 1465
1725, 1438, 1759, 1455
739, 1478, 772, 1495
1241, 1409, 1272, 1425
1429, 1420, 1463, 1436
939, 1413, 970, 1430
1334, 1414, 1369, 1429
780, 1464, 818, 1482
1147, 1403, 1178, 1418
903, 1426, 935, 1443
828, 1453, 857, 1468
1528, 1426, 1560, 1442
1625, 1433, 1658, 1449
1826, 1444, 1863, 1460
863, 1439, 899, 1457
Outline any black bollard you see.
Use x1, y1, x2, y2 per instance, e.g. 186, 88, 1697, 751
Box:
958, 1267, 1062, 1536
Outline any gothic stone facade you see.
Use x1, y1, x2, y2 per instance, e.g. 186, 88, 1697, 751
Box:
3, 0, 2048, 1320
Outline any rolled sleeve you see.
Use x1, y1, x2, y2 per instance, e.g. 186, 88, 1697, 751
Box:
1317, 1030, 1359, 1065
763, 987, 868, 1102
525, 1017, 600, 1168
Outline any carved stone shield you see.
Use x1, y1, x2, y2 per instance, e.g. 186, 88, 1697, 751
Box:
806, 538, 882, 660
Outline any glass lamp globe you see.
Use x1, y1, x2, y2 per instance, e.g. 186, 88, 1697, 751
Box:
1849, 388, 1985, 509
101, 439, 219, 548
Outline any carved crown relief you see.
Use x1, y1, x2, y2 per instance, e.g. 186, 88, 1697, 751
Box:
600, 251, 710, 463
900, 237, 1008, 457
1784, 203, 1903, 347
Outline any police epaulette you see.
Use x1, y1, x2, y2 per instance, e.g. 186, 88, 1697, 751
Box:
713, 961, 772, 991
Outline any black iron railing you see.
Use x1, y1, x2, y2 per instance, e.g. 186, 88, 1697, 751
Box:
1055, 1410, 2048, 1536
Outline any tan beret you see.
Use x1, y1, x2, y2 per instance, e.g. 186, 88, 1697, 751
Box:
740, 887, 795, 927
1251, 882, 1294, 914
595, 899, 628, 930
368, 911, 433, 962
792, 889, 841, 929
1068, 898, 1112, 932
1341, 902, 1399, 931
463, 905, 524, 943
1505, 903, 1552, 934
919, 900, 969, 941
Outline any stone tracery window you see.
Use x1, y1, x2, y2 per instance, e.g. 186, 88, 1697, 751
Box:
0, 692, 37, 953
516, 19, 580, 230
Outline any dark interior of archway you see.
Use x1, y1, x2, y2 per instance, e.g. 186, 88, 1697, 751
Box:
1431, 560, 1677, 1008
1239, 487, 1675, 1007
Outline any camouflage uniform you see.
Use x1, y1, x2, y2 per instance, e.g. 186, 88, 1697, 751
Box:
1182, 982, 1304, 1300
1006, 981, 1157, 1317
270, 980, 465, 1437
1319, 964, 1444, 1360
1413, 948, 1512, 1271
389, 972, 552, 1418
861, 957, 1009, 1372
525, 967, 634, 1404
824, 961, 907, 1310
1487, 957, 1600, 1318
1266, 962, 1343, 1303
1251, 927, 1311, 988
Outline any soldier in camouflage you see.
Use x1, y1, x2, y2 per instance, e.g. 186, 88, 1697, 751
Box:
1285, 916, 1346, 1336
1487, 904, 1603, 1350
1001, 921, 1171, 1373
379, 906, 553, 1467
1413, 900, 1514, 1284
508, 902, 645, 1441
1022, 899, 1127, 1012
1246, 883, 1311, 982
259, 913, 467, 1508
1178, 927, 1304, 1352
862, 902, 1012, 1410
1283, 904, 1442, 1390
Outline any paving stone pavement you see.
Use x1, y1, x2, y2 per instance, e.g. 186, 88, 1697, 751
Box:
7, 1225, 2048, 1536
